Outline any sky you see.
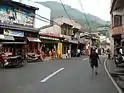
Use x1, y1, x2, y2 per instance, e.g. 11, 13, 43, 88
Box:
31, 0, 111, 21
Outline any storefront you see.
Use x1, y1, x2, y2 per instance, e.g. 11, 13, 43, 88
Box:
26, 37, 41, 53
0, 29, 26, 56
39, 35, 64, 59
39, 25, 64, 59
62, 35, 71, 55
69, 40, 79, 57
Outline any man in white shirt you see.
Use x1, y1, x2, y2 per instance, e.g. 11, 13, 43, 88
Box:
77, 49, 81, 57
67, 49, 71, 59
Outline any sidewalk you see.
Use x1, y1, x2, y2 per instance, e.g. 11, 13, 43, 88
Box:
107, 59, 124, 91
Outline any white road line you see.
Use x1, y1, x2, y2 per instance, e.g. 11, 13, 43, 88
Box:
40, 68, 64, 83
104, 59, 123, 93
83, 58, 88, 60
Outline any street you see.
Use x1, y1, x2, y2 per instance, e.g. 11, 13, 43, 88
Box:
0, 56, 118, 93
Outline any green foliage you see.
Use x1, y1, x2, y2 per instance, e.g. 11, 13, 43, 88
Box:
95, 38, 101, 47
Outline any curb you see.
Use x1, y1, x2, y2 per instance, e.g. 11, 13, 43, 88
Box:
104, 58, 123, 93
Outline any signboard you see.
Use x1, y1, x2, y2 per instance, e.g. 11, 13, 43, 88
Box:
4, 29, 24, 37
0, 5, 34, 27
40, 36, 59, 41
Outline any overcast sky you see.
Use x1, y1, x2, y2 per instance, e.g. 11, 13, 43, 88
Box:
31, 0, 110, 21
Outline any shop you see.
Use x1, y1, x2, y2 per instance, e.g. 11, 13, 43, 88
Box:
69, 40, 79, 57
62, 35, 71, 55
39, 24, 64, 59
113, 35, 121, 55
0, 29, 26, 56
25, 31, 41, 53
0, 28, 41, 60
39, 35, 64, 59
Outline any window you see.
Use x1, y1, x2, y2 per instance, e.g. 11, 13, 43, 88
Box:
114, 15, 122, 27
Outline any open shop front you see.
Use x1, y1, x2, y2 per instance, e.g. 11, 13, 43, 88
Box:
1, 36, 26, 55
26, 37, 42, 62
40, 36, 62, 59
0, 35, 26, 67
0, 29, 26, 56
113, 35, 121, 56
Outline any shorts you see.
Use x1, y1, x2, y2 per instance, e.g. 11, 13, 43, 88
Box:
91, 63, 98, 68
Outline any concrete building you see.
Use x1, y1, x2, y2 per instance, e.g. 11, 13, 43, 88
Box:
0, 0, 41, 56
110, 0, 124, 55
39, 17, 83, 58
54, 17, 82, 57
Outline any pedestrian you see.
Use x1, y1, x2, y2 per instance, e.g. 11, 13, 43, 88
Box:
77, 49, 81, 57
89, 49, 101, 75
67, 49, 71, 59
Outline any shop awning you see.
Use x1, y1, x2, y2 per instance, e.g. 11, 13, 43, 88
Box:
40, 36, 59, 41
0, 34, 14, 41
27, 37, 41, 42
1, 42, 27, 44
4, 35, 15, 40
69, 40, 78, 44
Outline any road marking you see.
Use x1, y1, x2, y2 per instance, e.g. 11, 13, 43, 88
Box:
40, 68, 64, 83
104, 59, 123, 93
83, 58, 88, 60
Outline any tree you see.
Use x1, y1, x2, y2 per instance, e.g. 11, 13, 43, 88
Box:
95, 38, 101, 47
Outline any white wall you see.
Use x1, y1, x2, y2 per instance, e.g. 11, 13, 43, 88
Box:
34, 3, 51, 28
12, 0, 51, 28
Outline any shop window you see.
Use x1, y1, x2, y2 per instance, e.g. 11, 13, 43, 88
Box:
114, 15, 122, 27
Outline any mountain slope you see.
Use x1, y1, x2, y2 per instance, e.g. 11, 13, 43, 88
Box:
38, 1, 107, 32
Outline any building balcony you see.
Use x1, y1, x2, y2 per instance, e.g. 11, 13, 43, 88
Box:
111, 26, 122, 36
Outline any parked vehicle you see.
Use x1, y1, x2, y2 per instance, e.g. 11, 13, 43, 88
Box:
26, 53, 43, 63
0, 53, 9, 67
7, 56, 24, 67
0, 53, 24, 68
114, 54, 124, 67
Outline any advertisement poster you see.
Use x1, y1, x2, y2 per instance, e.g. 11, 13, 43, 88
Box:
0, 5, 34, 27
4, 29, 24, 37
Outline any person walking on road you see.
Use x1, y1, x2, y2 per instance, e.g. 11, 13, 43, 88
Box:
67, 49, 71, 59
77, 49, 81, 57
89, 49, 101, 75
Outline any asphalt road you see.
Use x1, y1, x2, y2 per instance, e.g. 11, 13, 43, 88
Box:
0, 56, 119, 93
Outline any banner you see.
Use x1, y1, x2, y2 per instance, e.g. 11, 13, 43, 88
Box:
0, 5, 34, 27
57, 42, 62, 58
4, 29, 24, 37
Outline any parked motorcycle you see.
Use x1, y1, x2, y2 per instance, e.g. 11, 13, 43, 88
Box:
0, 53, 9, 67
7, 56, 24, 67
0, 54, 24, 68
26, 53, 43, 63
114, 54, 124, 67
